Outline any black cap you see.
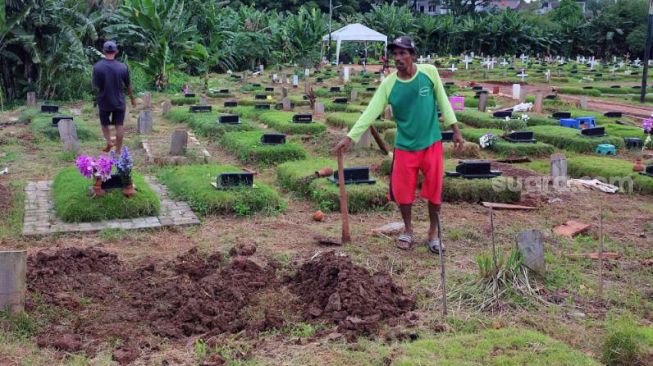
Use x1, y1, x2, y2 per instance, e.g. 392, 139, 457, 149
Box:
103, 41, 118, 53
388, 36, 416, 53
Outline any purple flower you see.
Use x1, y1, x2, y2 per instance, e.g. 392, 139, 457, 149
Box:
116, 147, 133, 176
75, 155, 96, 179
95, 155, 114, 181
643, 119, 653, 134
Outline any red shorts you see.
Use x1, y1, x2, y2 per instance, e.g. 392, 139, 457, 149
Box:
390, 141, 443, 205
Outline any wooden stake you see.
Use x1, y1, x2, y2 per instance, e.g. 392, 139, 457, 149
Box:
436, 213, 447, 318
598, 202, 604, 299
489, 207, 498, 299
337, 151, 351, 243
369, 126, 389, 155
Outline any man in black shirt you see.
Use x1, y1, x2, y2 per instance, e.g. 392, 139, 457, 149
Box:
92, 41, 136, 153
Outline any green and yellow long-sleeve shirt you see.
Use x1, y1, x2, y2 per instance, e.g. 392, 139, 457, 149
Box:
347, 64, 457, 151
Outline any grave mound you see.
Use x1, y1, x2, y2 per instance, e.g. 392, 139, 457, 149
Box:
288, 251, 415, 340
26, 247, 416, 358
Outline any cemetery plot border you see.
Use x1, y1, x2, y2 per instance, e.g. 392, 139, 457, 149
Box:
23, 176, 199, 236
277, 158, 389, 213
221, 130, 308, 166
157, 164, 284, 216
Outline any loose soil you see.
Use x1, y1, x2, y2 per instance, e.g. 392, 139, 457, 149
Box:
26, 247, 414, 362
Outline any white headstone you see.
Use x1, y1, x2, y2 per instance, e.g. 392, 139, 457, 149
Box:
512, 84, 521, 100
259, 64, 264, 73
292, 75, 299, 88
305, 68, 310, 77
449, 64, 458, 72
343, 67, 350, 82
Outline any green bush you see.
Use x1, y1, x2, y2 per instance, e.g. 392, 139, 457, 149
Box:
326, 112, 395, 131
32, 115, 97, 141
170, 96, 199, 105
460, 128, 555, 157
443, 176, 521, 203
557, 87, 602, 97
258, 111, 326, 135
157, 164, 284, 216
127, 62, 148, 94
164, 108, 256, 138
277, 158, 389, 213
602, 314, 653, 366
527, 125, 625, 153
53, 168, 160, 223
221, 131, 307, 166
567, 155, 653, 195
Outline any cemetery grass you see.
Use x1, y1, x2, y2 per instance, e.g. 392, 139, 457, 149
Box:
52, 168, 160, 222
460, 128, 556, 157
220, 130, 308, 166
325, 112, 395, 131
31, 115, 97, 141
258, 111, 327, 135
170, 96, 199, 105
164, 108, 257, 138
526, 125, 624, 153
157, 164, 284, 216
566, 155, 653, 195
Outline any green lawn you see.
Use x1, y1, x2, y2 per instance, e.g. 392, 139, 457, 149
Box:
53, 168, 160, 222
221, 130, 308, 166
157, 164, 284, 216
527, 125, 624, 153
258, 111, 326, 135
567, 155, 653, 195
164, 107, 257, 138
31, 115, 97, 141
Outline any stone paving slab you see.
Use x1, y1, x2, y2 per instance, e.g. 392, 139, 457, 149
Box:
22, 176, 200, 236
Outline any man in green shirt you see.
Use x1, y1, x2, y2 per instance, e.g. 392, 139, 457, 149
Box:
334, 36, 463, 252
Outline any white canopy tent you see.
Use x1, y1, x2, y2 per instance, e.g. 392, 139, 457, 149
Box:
322, 23, 387, 65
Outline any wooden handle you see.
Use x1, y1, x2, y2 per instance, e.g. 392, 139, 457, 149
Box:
369, 126, 389, 155
337, 151, 351, 243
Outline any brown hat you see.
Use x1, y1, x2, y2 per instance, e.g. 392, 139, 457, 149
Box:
388, 36, 416, 53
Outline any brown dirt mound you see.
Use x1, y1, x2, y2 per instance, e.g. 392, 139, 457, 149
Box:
289, 251, 415, 339
26, 247, 414, 361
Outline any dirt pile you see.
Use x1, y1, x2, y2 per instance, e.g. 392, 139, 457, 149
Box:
25, 247, 415, 361
289, 251, 415, 339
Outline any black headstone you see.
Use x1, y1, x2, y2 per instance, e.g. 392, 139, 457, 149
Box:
580, 126, 606, 137
216, 172, 253, 188
366, 87, 376, 92
316, 78, 323, 82
552, 112, 571, 119
624, 137, 643, 149
610, 85, 621, 89
504, 131, 536, 143
493, 111, 512, 118
265, 87, 274, 92
472, 86, 483, 91
255, 104, 271, 110
41, 105, 59, 113
643, 165, 653, 177
582, 86, 593, 89
223, 100, 238, 107
252, 83, 261, 87
218, 114, 240, 124
52, 115, 73, 126
189, 105, 212, 113
261, 133, 286, 145
333, 97, 348, 104
254, 94, 267, 100
446, 160, 502, 179
219, 89, 230, 93
184, 93, 196, 98
545, 95, 557, 100
330, 166, 376, 185
330, 86, 341, 92
292, 114, 313, 123
100, 174, 126, 190
603, 111, 622, 118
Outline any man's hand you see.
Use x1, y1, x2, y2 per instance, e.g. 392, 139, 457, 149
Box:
451, 125, 464, 151
332, 136, 353, 155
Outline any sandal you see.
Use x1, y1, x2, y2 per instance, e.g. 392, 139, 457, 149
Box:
396, 233, 414, 250
427, 238, 445, 254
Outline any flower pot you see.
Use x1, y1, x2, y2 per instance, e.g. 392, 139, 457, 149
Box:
633, 158, 645, 172
121, 174, 135, 198
92, 177, 106, 197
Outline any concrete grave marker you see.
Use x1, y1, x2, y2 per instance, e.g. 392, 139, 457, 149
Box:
292, 75, 299, 88
351, 89, 358, 102
26, 92, 37, 107
534, 92, 544, 113
512, 84, 521, 100
169, 129, 188, 156
142, 92, 152, 109
478, 92, 488, 112
58, 119, 79, 152
0, 250, 27, 314
579, 96, 588, 110
343, 67, 350, 82
314, 102, 325, 118
516, 229, 545, 276
354, 129, 372, 149
282, 87, 288, 98
200, 95, 208, 105
550, 153, 568, 188
161, 100, 172, 115
282, 97, 291, 111
137, 110, 153, 134
304, 68, 310, 77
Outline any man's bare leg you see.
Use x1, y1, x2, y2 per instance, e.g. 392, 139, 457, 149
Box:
399, 204, 413, 236
101, 125, 113, 152
115, 125, 124, 153
428, 202, 441, 241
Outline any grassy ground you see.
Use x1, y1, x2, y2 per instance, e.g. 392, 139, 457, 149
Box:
258, 111, 327, 135
527, 125, 625, 153
52, 168, 160, 222
221, 130, 308, 166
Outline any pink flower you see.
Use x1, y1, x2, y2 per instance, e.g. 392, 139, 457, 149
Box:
643, 119, 653, 134
95, 155, 114, 181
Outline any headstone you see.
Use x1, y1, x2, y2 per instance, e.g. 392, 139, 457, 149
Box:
516, 230, 545, 276
200, 95, 208, 105
304, 68, 310, 77
292, 75, 299, 88
534, 92, 544, 113
354, 129, 372, 149
282, 97, 291, 112
579, 96, 588, 110
351, 89, 358, 102
512, 84, 521, 100
519, 89, 527, 103
343, 67, 350, 82
137, 110, 153, 134
304, 82, 311, 94
0, 250, 27, 315
57, 119, 79, 152
384, 105, 393, 120
143, 92, 152, 109
478, 92, 488, 112
282, 87, 288, 98
161, 100, 172, 115
169, 129, 188, 156
26, 92, 36, 107
314, 102, 325, 118
550, 153, 568, 187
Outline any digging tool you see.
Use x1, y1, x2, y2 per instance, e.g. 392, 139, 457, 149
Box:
369, 126, 389, 155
